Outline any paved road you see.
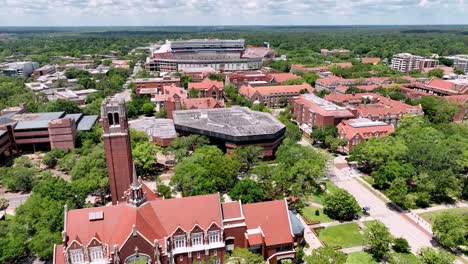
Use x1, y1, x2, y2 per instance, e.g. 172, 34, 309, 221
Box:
1, 193, 30, 215
328, 159, 435, 254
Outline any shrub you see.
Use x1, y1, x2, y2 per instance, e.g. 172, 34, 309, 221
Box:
393, 237, 410, 253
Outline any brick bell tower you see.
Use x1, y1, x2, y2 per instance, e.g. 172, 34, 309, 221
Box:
101, 98, 133, 204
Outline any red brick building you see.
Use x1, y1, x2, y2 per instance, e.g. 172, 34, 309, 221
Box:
291, 93, 355, 135
135, 77, 181, 96
53, 100, 304, 264
225, 71, 300, 87
239, 83, 313, 107
337, 118, 395, 153
152, 85, 224, 119
0, 111, 98, 153
188, 78, 224, 100
324, 93, 424, 127
403, 78, 468, 96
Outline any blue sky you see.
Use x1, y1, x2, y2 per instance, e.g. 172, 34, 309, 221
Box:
0, 0, 467, 26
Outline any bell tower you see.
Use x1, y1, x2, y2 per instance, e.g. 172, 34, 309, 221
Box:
101, 98, 133, 204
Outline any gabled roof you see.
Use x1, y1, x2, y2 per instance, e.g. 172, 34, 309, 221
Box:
184, 97, 224, 109
242, 200, 293, 246
270, 73, 300, 83
222, 201, 243, 220
361, 58, 381, 64
337, 118, 395, 140
239, 83, 313, 97
445, 94, 468, 104
188, 78, 223, 90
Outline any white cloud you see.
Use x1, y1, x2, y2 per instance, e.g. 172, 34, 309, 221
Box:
0, 0, 467, 25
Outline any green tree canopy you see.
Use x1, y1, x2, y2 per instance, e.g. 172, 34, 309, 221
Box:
229, 179, 265, 203
364, 221, 394, 260
323, 188, 361, 220
305, 247, 347, 264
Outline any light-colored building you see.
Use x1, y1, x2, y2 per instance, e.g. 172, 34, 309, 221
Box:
1, 61, 39, 77
447, 55, 468, 74
390, 53, 438, 73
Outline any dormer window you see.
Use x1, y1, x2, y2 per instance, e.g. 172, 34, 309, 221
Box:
208, 231, 220, 244
69, 249, 85, 264
174, 235, 186, 249
192, 233, 203, 246
89, 246, 104, 262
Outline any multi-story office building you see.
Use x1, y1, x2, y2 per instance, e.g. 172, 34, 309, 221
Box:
390, 53, 438, 72
1, 61, 39, 77
447, 55, 468, 74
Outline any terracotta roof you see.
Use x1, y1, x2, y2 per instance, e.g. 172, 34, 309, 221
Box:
246, 232, 264, 246
425, 79, 468, 95
239, 83, 313, 97
242, 200, 293, 246
54, 245, 65, 264
361, 58, 381, 64
332, 62, 353, 68
188, 78, 223, 90
270, 73, 301, 83
316, 75, 354, 86
222, 201, 243, 219
184, 97, 224, 109
290, 64, 330, 73
337, 118, 395, 141
445, 94, 468, 104
325, 93, 423, 118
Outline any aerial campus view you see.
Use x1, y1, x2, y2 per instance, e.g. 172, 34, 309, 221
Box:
0, 1, 468, 264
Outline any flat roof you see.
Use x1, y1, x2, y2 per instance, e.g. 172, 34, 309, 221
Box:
129, 117, 177, 139
173, 106, 285, 143
13, 112, 65, 130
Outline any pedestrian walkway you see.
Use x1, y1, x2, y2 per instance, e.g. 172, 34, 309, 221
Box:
311, 216, 375, 228
297, 214, 323, 255
339, 245, 367, 254
411, 201, 468, 214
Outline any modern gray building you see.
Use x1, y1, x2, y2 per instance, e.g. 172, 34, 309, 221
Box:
1, 61, 39, 77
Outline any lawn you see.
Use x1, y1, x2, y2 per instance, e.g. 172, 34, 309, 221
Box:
418, 207, 468, 225
346, 251, 377, 264
308, 180, 341, 204
301, 206, 333, 223
316, 222, 365, 248
363, 220, 376, 228
390, 253, 421, 264
361, 175, 375, 186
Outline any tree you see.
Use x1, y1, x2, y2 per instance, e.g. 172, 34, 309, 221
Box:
323, 189, 360, 220
387, 177, 412, 209
156, 108, 167, 118
417, 248, 455, 264
418, 96, 459, 124
0, 198, 9, 211
39, 99, 81, 114
43, 148, 66, 168
141, 102, 155, 116
364, 221, 393, 260
393, 237, 410, 253
438, 57, 454, 67
156, 184, 173, 199
454, 68, 465, 75
225, 248, 264, 264
168, 135, 209, 161
305, 247, 347, 264
229, 179, 265, 203
371, 161, 415, 189
189, 88, 200, 98
231, 146, 263, 172
432, 213, 466, 249
428, 68, 444, 78
132, 141, 159, 176
171, 146, 240, 196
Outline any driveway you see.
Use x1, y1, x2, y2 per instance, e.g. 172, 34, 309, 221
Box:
328, 160, 435, 254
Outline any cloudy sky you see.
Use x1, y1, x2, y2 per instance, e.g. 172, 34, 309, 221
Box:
0, 0, 467, 26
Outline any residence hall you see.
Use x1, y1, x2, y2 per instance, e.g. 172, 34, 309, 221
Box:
291, 93, 356, 136
134, 77, 181, 96
403, 78, 468, 96
151, 85, 224, 119
0, 109, 98, 154
337, 118, 395, 153
53, 99, 304, 264
225, 71, 300, 87
173, 106, 286, 158
188, 78, 224, 100
324, 93, 424, 127
239, 83, 313, 107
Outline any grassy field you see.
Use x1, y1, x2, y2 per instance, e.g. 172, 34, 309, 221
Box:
361, 175, 375, 186
418, 207, 468, 225
316, 222, 364, 248
346, 251, 377, 264
308, 180, 341, 204
390, 253, 421, 264
301, 206, 334, 223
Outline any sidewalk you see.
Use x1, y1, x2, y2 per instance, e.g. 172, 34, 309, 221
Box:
311, 216, 375, 228
339, 245, 367, 254
411, 201, 468, 214
297, 214, 323, 255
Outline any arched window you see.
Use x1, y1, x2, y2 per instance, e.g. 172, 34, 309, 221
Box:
107, 113, 114, 126
114, 113, 120, 125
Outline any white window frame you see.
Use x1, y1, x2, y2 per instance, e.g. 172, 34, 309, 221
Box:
89, 246, 103, 262
197, 252, 201, 259
208, 231, 220, 244
69, 249, 85, 264
191, 233, 203, 246
174, 235, 186, 249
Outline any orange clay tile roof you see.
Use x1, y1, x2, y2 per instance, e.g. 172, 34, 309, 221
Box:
270, 72, 301, 83
242, 200, 293, 246
316, 75, 355, 86
361, 58, 381, 64
221, 201, 243, 219
337, 118, 395, 141
332, 62, 353, 68
239, 83, 313, 97
425, 79, 468, 94
290, 64, 330, 73
184, 97, 224, 109
188, 78, 223, 90
246, 232, 264, 246
445, 94, 468, 104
